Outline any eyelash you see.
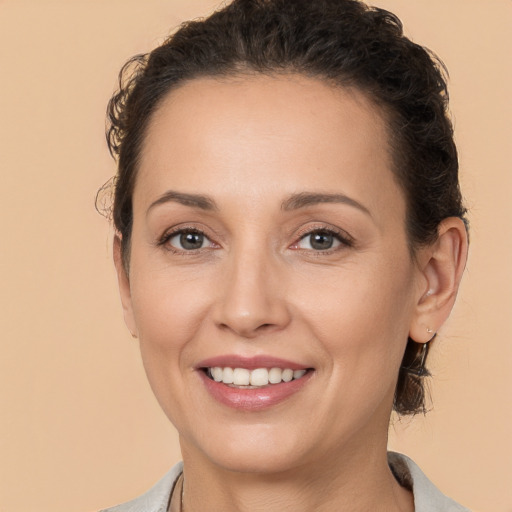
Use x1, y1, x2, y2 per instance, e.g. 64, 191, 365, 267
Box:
157, 226, 217, 254
291, 226, 354, 254
157, 225, 354, 254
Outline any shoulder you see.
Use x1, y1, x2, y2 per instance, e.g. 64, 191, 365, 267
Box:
388, 452, 471, 512
99, 462, 183, 512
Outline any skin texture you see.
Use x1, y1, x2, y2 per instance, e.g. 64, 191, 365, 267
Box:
114, 74, 467, 511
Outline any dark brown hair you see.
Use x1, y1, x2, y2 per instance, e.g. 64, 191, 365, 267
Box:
102, 0, 467, 415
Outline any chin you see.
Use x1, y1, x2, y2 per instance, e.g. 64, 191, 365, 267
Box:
181, 422, 317, 475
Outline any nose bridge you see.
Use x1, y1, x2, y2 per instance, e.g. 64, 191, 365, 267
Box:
215, 237, 290, 337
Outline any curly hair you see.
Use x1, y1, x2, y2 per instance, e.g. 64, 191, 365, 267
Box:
102, 0, 467, 415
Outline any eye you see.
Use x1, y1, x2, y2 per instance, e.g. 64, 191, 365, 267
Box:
294, 229, 351, 251
166, 230, 212, 251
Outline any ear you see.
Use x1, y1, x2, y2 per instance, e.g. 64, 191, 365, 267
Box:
113, 235, 138, 338
409, 217, 468, 343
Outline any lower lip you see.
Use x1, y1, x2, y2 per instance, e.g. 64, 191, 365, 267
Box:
199, 370, 313, 411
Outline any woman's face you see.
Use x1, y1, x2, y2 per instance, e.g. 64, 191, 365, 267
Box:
118, 75, 428, 473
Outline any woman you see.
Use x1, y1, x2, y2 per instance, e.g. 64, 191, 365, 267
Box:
100, 0, 469, 510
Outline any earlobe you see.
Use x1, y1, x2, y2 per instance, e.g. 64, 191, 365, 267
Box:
113, 235, 138, 338
409, 217, 468, 343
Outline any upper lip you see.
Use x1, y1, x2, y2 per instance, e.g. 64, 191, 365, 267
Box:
196, 355, 311, 371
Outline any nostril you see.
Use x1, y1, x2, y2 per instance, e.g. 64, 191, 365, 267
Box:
216, 321, 281, 338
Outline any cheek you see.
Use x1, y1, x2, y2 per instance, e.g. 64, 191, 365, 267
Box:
300, 255, 416, 392
128, 266, 213, 413
130, 264, 211, 347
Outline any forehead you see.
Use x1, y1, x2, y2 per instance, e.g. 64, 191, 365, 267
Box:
136, 74, 405, 225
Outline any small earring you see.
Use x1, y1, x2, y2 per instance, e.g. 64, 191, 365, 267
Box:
426, 327, 436, 344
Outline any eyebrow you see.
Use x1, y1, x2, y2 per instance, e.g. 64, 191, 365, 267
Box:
146, 190, 371, 217
146, 190, 218, 215
281, 192, 372, 217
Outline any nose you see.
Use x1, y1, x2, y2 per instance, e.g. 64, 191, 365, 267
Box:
213, 246, 292, 339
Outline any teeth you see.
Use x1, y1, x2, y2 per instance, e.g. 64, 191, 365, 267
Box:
282, 369, 293, 382
233, 368, 250, 385
250, 368, 268, 386
293, 369, 306, 379
222, 367, 234, 384
207, 367, 308, 387
211, 367, 223, 382
268, 367, 282, 384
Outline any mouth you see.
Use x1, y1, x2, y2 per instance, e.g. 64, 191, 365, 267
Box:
203, 366, 311, 388
196, 357, 315, 410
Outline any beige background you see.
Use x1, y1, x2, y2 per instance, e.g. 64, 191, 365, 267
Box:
0, 1, 510, 511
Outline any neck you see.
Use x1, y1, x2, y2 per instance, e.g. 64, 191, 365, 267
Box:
179, 437, 413, 512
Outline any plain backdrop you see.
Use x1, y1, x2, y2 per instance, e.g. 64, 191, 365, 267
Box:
0, 1, 511, 511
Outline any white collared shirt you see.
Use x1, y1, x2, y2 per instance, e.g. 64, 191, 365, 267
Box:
100, 452, 471, 512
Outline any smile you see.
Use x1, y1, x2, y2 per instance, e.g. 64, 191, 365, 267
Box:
206, 367, 309, 388
198, 357, 314, 410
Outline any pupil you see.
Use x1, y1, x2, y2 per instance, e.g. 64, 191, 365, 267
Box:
310, 232, 333, 250
180, 232, 203, 250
